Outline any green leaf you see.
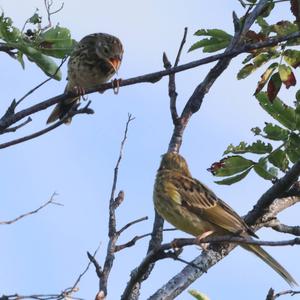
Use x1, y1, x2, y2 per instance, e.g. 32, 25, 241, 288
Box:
256, 92, 297, 130
268, 149, 289, 172
270, 21, 299, 36
214, 168, 251, 185
189, 29, 232, 53
283, 49, 300, 68
237, 64, 255, 79
194, 29, 232, 39
286, 133, 300, 163
254, 158, 278, 180
189, 290, 210, 300
224, 140, 272, 155
28, 11, 42, 24
209, 156, 254, 177
37, 26, 75, 58
14, 44, 62, 80
263, 123, 290, 141
256, 17, 270, 34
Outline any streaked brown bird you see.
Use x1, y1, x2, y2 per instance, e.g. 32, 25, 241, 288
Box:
153, 152, 297, 286
47, 33, 123, 124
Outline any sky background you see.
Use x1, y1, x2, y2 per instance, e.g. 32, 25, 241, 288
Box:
0, 1, 299, 299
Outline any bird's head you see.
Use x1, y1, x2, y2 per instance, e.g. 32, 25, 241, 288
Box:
158, 152, 191, 176
95, 33, 123, 72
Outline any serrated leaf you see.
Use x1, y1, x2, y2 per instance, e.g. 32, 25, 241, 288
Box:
267, 72, 282, 102
268, 149, 289, 172
278, 64, 296, 88
254, 158, 278, 180
263, 123, 290, 141
208, 156, 254, 177
283, 49, 300, 68
214, 168, 251, 185
189, 28, 232, 53
285, 133, 300, 162
224, 140, 272, 155
256, 92, 296, 130
254, 62, 278, 95
189, 290, 210, 300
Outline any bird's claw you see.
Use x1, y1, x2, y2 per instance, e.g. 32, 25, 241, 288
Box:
112, 78, 122, 95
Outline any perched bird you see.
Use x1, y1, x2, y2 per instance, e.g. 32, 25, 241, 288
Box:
47, 33, 123, 124
153, 152, 297, 286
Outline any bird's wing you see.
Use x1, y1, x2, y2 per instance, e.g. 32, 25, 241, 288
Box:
170, 174, 250, 235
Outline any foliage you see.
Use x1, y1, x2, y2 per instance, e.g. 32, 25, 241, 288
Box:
0, 11, 75, 80
189, 0, 300, 185
208, 90, 300, 185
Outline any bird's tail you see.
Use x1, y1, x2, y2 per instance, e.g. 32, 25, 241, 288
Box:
46, 97, 79, 124
242, 244, 298, 287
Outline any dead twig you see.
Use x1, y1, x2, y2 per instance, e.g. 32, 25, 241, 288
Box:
0, 192, 61, 225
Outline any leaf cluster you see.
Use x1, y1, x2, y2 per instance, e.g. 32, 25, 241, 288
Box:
0, 11, 75, 80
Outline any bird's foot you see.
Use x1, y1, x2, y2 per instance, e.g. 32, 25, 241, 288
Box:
112, 78, 122, 95
196, 230, 214, 251
73, 85, 88, 100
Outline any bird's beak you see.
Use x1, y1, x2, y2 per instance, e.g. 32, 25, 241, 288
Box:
108, 56, 122, 72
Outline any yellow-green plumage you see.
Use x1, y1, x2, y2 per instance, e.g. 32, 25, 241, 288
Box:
153, 152, 297, 286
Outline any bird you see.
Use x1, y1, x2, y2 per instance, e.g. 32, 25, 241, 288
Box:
153, 152, 297, 286
47, 33, 123, 124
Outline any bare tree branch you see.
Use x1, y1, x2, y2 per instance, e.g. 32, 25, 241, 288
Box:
97, 114, 135, 297
0, 102, 94, 149
266, 287, 300, 300
0, 193, 61, 225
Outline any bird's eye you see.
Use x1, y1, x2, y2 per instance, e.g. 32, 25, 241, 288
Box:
103, 46, 109, 54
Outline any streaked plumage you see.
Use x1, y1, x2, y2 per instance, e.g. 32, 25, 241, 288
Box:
153, 152, 297, 286
47, 33, 123, 124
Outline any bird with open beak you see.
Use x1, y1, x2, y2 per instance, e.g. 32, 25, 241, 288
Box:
47, 32, 123, 124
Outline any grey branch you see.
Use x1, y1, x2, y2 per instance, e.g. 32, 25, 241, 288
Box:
0, 193, 62, 225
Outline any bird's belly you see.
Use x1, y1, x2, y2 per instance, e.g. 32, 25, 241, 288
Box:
67, 62, 114, 91
154, 196, 214, 237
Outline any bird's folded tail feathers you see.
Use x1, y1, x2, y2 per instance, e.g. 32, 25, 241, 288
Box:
242, 244, 298, 287
46, 97, 79, 124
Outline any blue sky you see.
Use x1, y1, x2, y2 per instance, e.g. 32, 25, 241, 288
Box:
0, 1, 299, 299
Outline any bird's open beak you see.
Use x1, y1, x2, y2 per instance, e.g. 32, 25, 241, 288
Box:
108, 56, 121, 72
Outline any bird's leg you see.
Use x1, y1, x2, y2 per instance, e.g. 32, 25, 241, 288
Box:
73, 85, 88, 101
112, 78, 122, 95
196, 230, 214, 251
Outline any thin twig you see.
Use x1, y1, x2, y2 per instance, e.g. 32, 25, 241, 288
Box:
0, 103, 94, 149
115, 233, 151, 253
16, 57, 67, 106
99, 114, 135, 297
118, 216, 148, 235
0, 117, 32, 134
0, 193, 61, 225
